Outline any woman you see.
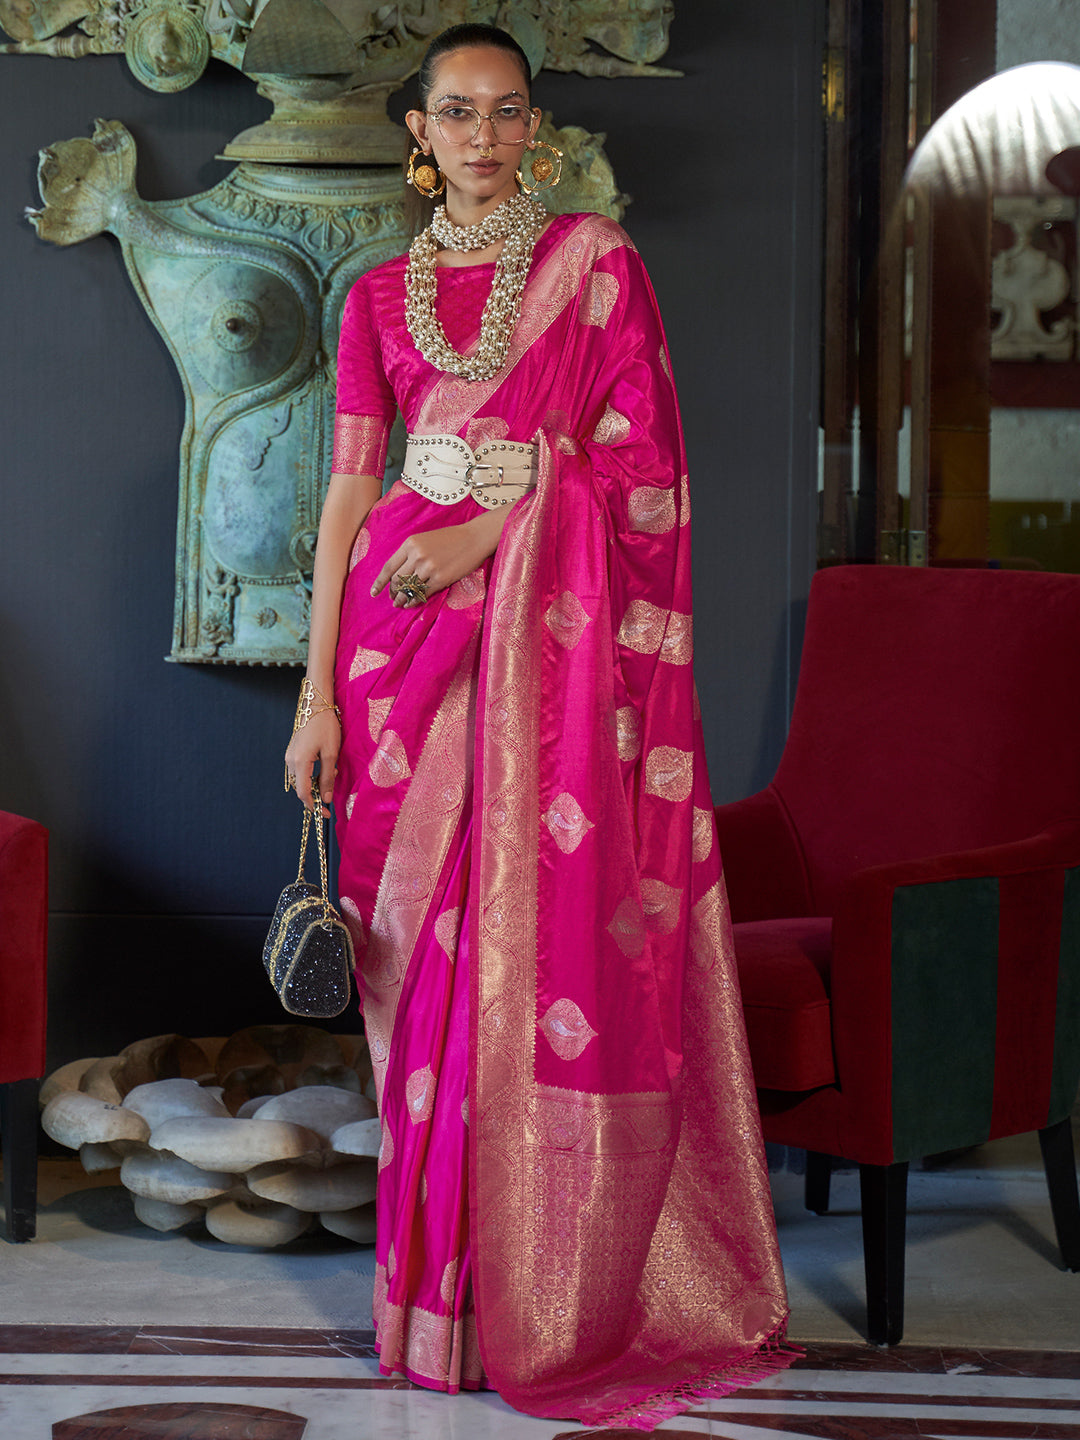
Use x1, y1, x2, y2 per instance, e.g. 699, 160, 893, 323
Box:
284, 23, 793, 1429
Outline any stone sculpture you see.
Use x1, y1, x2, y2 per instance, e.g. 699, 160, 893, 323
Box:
39, 1026, 383, 1246
5, 1, 673, 661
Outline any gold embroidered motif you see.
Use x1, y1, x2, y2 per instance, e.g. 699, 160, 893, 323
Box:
349, 527, 371, 571
440, 1259, 459, 1305
376, 1297, 486, 1390
465, 416, 509, 448
349, 646, 389, 681
644, 745, 693, 802
405, 1065, 436, 1124
689, 880, 733, 974
333, 412, 390, 477
692, 806, 715, 862
628, 486, 677, 534
541, 791, 595, 855
659, 342, 672, 379
387, 1241, 397, 1278
640, 876, 682, 934
447, 569, 486, 610
461, 1095, 469, 1126
340, 894, 366, 949
660, 610, 693, 666
368, 730, 412, 788
367, 695, 394, 741
378, 1123, 394, 1170
680, 473, 690, 525
606, 895, 645, 958
544, 590, 592, 650
593, 404, 632, 446
345, 792, 357, 820
615, 704, 642, 762
578, 271, 620, 327
617, 598, 667, 654
434, 907, 460, 962
526, 1085, 674, 1157
539, 998, 599, 1061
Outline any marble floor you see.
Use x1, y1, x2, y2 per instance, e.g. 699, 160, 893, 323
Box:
2, 1140, 1080, 1437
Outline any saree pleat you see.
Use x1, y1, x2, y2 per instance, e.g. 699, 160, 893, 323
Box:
333, 211, 793, 1426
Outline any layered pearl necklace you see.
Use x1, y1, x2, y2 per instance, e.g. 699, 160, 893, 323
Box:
404, 194, 546, 382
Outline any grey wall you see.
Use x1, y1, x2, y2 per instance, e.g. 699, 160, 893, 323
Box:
0, 1, 821, 1072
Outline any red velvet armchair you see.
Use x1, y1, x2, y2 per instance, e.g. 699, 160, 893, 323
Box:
0, 811, 48, 1242
715, 566, 1080, 1344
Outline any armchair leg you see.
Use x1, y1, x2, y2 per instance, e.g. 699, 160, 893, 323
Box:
805, 1151, 833, 1214
859, 1161, 908, 1346
1, 1078, 41, 1243
1038, 1117, 1080, 1272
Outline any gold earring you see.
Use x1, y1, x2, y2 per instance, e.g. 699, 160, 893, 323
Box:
407, 148, 445, 198
516, 140, 563, 195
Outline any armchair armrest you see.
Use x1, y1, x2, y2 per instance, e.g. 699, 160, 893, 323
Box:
713, 786, 815, 923
829, 820, 1080, 1163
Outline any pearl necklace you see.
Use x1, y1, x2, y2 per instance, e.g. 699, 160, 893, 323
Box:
405, 194, 546, 382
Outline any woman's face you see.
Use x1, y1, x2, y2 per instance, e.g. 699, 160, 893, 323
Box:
407, 45, 538, 213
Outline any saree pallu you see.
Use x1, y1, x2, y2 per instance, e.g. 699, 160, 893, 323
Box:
332, 213, 793, 1429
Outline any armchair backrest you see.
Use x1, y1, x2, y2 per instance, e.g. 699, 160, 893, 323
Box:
774, 567, 1080, 914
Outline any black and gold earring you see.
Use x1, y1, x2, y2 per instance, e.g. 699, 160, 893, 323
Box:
406, 148, 446, 198
516, 140, 563, 195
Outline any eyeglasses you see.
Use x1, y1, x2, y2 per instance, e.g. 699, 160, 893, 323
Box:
427, 104, 536, 146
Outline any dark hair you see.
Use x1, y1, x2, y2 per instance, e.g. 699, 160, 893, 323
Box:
416, 23, 532, 110
404, 23, 534, 232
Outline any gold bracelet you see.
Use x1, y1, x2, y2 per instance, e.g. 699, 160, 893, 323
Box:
292, 677, 342, 735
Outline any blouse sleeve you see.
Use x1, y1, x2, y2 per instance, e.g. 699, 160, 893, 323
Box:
332, 272, 397, 478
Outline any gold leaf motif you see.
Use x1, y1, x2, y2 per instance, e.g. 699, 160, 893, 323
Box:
461, 1095, 469, 1126
644, 745, 693, 802
440, 1258, 459, 1305
593, 404, 632, 446
387, 1240, 397, 1278
349, 527, 371, 570
607, 896, 645, 958
539, 998, 599, 1061
434, 907, 460, 962
541, 791, 595, 855
660, 611, 693, 665
578, 271, 620, 328
349, 645, 389, 680
405, 1065, 436, 1125
340, 894, 366, 948
628, 486, 677, 534
640, 877, 682, 934
447, 569, 486, 610
367, 694, 394, 741
659, 343, 672, 379
680, 474, 690, 525
345, 792, 357, 820
617, 598, 667, 654
544, 590, 592, 650
378, 1123, 394, 1171
692, 806, 715, 862
615, 705, 642, 762
368, 729, 412, 788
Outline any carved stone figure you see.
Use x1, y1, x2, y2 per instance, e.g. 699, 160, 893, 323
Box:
27, 117, 626, 663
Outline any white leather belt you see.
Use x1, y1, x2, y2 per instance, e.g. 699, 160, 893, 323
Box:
401, 434, 538, 510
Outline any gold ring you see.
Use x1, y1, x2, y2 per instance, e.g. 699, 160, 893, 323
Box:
397, 571, 428, 604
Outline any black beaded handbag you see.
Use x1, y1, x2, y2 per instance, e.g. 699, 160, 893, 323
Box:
263, 789, 354, 1018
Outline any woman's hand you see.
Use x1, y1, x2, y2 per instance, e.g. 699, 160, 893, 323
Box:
371, 512, 508, 607
284, 708, 340, 815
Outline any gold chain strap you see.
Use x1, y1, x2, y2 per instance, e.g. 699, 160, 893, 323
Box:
296, 779, 334, 926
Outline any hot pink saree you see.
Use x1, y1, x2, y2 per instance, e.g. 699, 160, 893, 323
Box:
330, 212, 793, 1429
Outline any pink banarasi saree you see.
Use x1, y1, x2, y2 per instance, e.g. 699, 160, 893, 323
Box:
330, 211, 793, 1429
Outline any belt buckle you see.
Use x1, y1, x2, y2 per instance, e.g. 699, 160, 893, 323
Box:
467, 460, 504, 492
